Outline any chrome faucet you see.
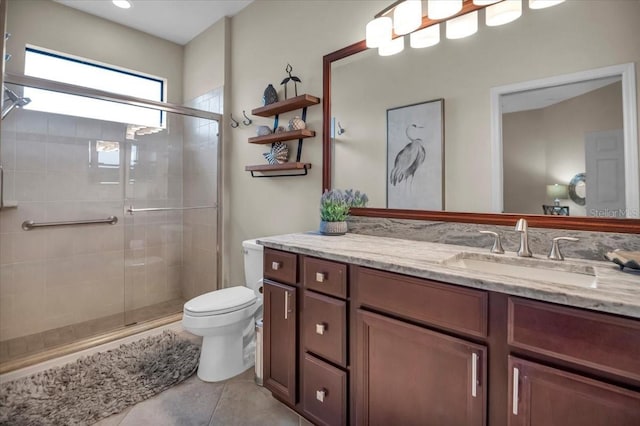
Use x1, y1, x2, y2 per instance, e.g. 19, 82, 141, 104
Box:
514, 218, 532, 257
548, 236, 579, 260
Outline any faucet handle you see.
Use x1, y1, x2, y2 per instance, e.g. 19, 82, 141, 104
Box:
548, 237, 579, 261
480, 231, 505, 254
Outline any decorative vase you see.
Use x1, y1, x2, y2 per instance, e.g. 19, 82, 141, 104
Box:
263, 84, 278, 106
288, 116, 306, 131
319, 220, 347, 236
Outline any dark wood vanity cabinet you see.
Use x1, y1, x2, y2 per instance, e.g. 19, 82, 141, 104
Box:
263, 248, 299, 405
262, 247, 640, 425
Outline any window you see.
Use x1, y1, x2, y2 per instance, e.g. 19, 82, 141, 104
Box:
24, 47, 166, 127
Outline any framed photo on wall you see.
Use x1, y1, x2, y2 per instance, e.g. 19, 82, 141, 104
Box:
387, 99, 444, 210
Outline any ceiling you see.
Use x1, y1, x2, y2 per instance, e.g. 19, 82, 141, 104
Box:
53, 0, 253, 45
501, 76, 622, 114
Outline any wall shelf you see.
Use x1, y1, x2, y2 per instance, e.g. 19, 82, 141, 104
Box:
246, 93, 320, 178
245, 162, 312, 178
251, 94, 320, 117
248, 129, 315, 145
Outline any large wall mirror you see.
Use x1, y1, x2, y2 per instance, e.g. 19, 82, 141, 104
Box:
322, 0, 640, 233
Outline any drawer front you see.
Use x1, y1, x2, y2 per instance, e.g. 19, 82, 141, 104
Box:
264, 248, 297, 285
303, 291, 347, 367
303, 353, 347, 426
303, 256, 347, 299
508, 297, 640, 382
354, 266, 488, 338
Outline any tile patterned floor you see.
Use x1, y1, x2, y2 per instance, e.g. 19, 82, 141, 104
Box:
93, 365, 313, 426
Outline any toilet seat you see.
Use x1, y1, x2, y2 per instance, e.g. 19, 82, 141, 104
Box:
184, 287, 257, 317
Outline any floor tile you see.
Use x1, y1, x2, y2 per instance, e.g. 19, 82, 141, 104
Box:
93, 406, 133, 426
116, 374, 225, 426
209, 380, 299, 426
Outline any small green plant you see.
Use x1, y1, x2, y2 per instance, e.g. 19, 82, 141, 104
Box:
320, 189, 369, 222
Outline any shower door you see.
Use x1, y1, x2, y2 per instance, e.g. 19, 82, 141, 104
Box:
0, 79, 220, 369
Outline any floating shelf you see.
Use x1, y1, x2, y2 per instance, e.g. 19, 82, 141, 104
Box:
245, 162, 311, 177
251, 94, 320, 117
248, 129, 316, 145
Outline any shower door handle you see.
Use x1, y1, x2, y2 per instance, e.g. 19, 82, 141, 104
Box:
0, 165, 4, 210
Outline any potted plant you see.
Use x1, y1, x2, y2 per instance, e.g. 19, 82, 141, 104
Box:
319, 189, 368, 235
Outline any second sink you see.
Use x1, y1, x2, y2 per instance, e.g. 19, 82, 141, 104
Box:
442, 252, 597, 288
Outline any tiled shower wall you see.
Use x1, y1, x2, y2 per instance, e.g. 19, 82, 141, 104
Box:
181, 88, 221, 301
0, 107, 204, 342
0, 110, 127, 341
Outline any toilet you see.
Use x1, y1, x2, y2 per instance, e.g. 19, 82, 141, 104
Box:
182, 239, 263, 382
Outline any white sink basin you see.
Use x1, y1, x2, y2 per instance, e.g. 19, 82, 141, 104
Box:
442, 252, 597, 288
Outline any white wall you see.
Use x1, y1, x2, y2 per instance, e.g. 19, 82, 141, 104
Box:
5, 0, 183, 103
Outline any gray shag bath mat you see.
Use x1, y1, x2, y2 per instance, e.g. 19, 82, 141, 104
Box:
0, 330, 200, 426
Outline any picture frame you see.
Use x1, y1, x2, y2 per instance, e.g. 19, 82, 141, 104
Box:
387, 99, 444, 210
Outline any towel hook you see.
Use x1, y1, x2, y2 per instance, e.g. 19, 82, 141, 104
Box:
242, 110, 253, 126
230, 113, 239, 128
337, 122, 345, 135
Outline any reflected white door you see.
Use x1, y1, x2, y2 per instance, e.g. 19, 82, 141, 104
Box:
585, 129, 625, 217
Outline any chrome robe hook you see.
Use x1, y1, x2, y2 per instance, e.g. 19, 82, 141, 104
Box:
230, 113, 239, 128
242, 110, 253, 126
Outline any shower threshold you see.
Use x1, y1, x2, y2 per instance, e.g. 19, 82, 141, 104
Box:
0, 298, 185, 374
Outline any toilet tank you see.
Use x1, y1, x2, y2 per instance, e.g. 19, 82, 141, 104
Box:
242, 239, 264, 295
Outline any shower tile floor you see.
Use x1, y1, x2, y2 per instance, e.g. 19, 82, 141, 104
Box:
0, 299, 185, 366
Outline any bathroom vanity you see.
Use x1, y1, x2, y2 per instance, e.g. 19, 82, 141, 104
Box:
259, 233, 640, 426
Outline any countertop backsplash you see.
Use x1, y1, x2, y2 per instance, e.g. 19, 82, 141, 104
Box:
347, 217, 640, 262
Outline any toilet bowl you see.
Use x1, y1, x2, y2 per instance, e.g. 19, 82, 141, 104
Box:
182, 239, 263, 382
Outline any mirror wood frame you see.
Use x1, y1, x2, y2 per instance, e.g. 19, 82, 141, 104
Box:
322, 41, 640, 234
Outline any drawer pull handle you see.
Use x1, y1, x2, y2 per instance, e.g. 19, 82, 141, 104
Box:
512, 367, 520, 416
315, 272, 326, 282
315, 323, 326, 335
471, 353, 478, 398
316, 388, 327, 402
271, 261, 282, 271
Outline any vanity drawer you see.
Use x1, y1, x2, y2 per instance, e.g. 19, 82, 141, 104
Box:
302, 353, 347, 426
264, 248, 297, 285
303, 291, 347, 367
303, 256, 347, 299
508, 297, 640, 382
353, 266, 488, 338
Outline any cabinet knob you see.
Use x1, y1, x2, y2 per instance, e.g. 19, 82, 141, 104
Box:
315, 323, 326, 335
315, 272, 326, 283
316, 388, 327, 402
271, 261, 282, 271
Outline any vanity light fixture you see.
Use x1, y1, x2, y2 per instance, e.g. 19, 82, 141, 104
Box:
112, 0, 131, 9
366, 0, 566, 56
446, 10, 478, 39
485, 0, 522, 26
410, 24, 440, 48
529, 0, 565, 9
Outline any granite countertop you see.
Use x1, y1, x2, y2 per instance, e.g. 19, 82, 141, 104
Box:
257, 232, 640, 319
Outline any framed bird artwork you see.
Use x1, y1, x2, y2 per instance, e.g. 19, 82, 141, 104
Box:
386, 99, 444, 210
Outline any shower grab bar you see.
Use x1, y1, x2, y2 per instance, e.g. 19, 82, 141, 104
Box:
126, 205, 217, 214
22, 216, 118, 231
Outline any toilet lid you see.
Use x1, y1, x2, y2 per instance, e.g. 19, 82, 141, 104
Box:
184, 286, 257, 316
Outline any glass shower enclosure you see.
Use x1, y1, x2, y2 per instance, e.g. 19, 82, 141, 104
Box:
0, 74, 221, 371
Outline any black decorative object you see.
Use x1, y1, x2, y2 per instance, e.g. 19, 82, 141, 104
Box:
263, 84, 278, 106
280, 63, 301, 100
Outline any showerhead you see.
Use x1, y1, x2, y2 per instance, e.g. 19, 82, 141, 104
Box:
2, 86, 31, 120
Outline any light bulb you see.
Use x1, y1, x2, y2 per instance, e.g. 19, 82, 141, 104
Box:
446, 11, 478, 39
410, 24, 440, 48
394, 0, 422, 35
112, 0, 131, 9
486, 0, 522, 26
366, 17, 393, 48
379, 37, 405, 56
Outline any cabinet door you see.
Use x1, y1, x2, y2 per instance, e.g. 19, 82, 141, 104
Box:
355, 309, 486, 426
264, 280, 297, 405
509, 356, 640, 426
